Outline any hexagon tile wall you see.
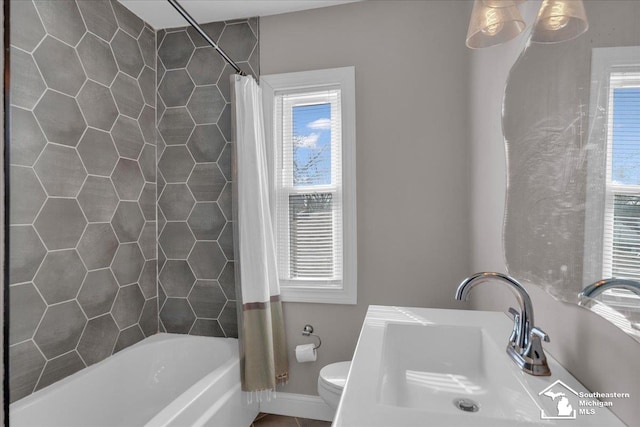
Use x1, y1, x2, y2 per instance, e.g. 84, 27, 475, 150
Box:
8, 0, 157, 402
155, 19, 259, 337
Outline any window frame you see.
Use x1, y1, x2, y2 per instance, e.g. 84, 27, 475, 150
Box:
261, 67, 357, 304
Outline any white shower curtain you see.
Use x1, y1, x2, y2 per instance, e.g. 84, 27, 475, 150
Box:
231, 74, 288, 393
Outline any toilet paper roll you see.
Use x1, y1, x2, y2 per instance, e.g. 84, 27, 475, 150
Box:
295, 343, 317, 362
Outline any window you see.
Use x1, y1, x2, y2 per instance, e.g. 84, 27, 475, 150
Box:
262, 67, 356, 304
584, 47, 640, 306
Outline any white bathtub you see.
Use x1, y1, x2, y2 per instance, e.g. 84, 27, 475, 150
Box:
10, 334, 259, 427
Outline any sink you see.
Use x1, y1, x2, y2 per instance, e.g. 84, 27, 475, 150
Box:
334, 306, 625, 426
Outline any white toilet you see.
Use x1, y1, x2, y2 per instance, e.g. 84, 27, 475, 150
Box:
318, 361, 351, 410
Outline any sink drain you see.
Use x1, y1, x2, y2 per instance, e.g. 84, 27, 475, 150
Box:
453, 398, 480, 413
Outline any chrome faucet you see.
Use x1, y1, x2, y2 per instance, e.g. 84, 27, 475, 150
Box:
580, 278, 640, 298
455, 272, 551, 376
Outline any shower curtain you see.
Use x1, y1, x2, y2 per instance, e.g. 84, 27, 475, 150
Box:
231, 74, 288, 394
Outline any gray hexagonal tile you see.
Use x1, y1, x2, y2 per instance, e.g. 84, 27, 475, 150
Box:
157, 172, 166, 203
159, 222, 195, 259
139, 299, 158, 337
160, 298, 196, 334
10, 166, 46, 225
192, 319, 226, 337
188, 242, 226, 280
187, 124, 226, 163
159, 184, 195, 221
139, 260, 157, 300
34, 36, 86, 96
138, 66, 155, 106
158, 281, 167, 308
77, 130, 119, 177
77, 81, 118, 131
138, 27, 156, 69
218, 183, 232, 220
218, 23, 256, 63
159, 70, 194, 108
158, 31, 194, 70
77, 223, 119, 270
10, 107, 47, 167
218, 300, 237, 337
218, 143, 232, 181
139, 221, 156, 260
34, 90, 86, 147
36, 351, 86, 392
10, 341, 46, 402
114, 325, 145, 352
111, 0, 144, 38
10, 0, 46, 52
217, 104, 232, 142
10, 283, 46, 345
187, 22, 224, 48
187, 47, 225, 86
112, 243, 144, 285
77, 176, 119, 222
112, 158, 145, 200
187, 86, 226, 125
34, 250, 86, 305
77, 1, 117, 42
78, 268, 119, 318
111, 73, 144, 119
139, 106, 156, 145
111, 115, 144, 160
187, 203, 226, 240
112, 284, 145, 329
34, 301, 87, 359
34, 199, 87, 250
111, 30, 144, 78
158, 146, 195, 183
159, 260, 195, 297
34, 144, 87, 197
9, 226, 46, 284
112, 202, 144, 243
187, 164, 226, 202
77, 314, 119, 366
158, 107, 195, 145
219, 221, 234, 260
76, 36, 117, 88
218, 262, 236, 300
188, 280, 226, 318
139, 183, 156, 221
10, 47, 46, 109
33, 0, 86, 46
139, 145, 156, 184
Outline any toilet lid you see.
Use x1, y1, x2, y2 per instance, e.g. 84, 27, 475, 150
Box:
319, 361, 351, 393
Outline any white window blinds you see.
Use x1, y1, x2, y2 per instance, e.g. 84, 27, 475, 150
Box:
602, 71, 640, 280
274, 89, 343, 285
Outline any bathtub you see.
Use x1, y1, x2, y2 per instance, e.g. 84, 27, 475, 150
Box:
10, 334, 259, 427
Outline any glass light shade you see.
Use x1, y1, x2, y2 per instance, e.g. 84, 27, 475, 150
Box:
531, 0, 589, 43
466, 0, 526, 49
482, 0, 525, 7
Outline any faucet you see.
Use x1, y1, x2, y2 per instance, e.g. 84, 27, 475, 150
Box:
455, 272, 551, 376
580, 278, 640, 298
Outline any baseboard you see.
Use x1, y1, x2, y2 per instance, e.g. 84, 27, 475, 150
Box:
259, 392, 335, 422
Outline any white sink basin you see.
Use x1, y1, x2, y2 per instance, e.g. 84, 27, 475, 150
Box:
334, 306, 625, 426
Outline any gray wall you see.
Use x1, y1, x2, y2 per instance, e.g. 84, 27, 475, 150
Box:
155, 19, 259, 337
261, 0, 472, 395
470, 2, 640, 425
8, 0, 157, 402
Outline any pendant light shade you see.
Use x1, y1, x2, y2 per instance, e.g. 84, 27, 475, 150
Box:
531, 0, 589, 44
466, 0, 526, 49
482, 0, 524, 7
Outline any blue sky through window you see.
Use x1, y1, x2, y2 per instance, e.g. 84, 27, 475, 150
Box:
292, 103, 332, 186
612, 87, 640, 185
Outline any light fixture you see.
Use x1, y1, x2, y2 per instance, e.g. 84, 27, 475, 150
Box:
531, 0, 589, 44
482, 0, 525, 8
466, 0, 526, 49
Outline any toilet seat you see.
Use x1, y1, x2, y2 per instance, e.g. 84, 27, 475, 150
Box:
318, 361, 351, 410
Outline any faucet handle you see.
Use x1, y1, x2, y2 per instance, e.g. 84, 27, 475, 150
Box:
531, 327, 550, 342
507, 307, 520, 346
507, 307, 519, 320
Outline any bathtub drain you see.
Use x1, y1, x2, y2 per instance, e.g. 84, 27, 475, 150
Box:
453, 398, 479, 413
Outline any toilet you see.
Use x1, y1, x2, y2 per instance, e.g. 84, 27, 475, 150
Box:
318, 361, 351, 410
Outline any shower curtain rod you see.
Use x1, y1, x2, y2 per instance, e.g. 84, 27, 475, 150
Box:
167, 0, 246, 76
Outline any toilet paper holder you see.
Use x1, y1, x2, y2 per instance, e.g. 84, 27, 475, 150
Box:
302, 324, 322, 350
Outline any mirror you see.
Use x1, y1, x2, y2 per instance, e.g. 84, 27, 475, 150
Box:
503, 1, 640, 340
